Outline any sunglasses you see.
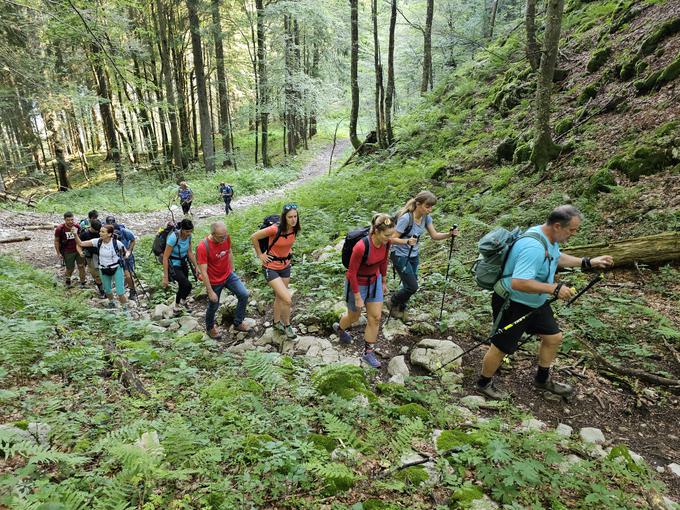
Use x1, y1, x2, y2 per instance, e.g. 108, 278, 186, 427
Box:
376, 217, 392, 227
283, 203, 298, 211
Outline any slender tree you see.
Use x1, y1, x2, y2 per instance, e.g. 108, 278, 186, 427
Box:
349, 0, 361, 149
211, 0, 234, 167
372, 0, 385, 147
531, 0, 565, 172
385, 0, 397, 145
526, 0, 539, 71
187, 0, 216, 173
421, 0, 434, 93
256, 0, 270, 166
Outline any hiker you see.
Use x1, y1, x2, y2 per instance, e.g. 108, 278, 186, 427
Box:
54, 211, 87, 288
250, 204, 300, 340
219, 182, 234, 215
75, 224, 130, 314
389, 191, 459, 321
105, 216, 138, 300
178, 181, 194, 216
334, 213, 395, 368
477, 205, 613, 400
196, 221, 252, 339
162, 219, 198, 313
77, 218, 105, 298
79, 209, 98, 230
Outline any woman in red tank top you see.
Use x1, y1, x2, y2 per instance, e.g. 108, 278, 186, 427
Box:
251, 204, 300, 340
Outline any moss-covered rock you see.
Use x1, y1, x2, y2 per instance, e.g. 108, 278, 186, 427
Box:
554, 118, 574, 136
634, 69, 663, 94
657, 53, 680, 87
308, 433, 338, 453
449, 484, 485, 507
607, 147, 673, 181
203, 377, 264, 403
589, 168, 617, 193
577, 84, 598, 104
639, 17, 680, 56
395, 403, 430, 420
619, 59, 637, 81
587, 47, 611, 73
394, 465, 429, 486
634, 60, 648, 76
512, 143, 532, 164
436, 429, 489, 451
609, 1, 641, 35
175, 331, 205, 344
495, 137, 517, 162
313, 364, 375, 401
362, 499, 401, 510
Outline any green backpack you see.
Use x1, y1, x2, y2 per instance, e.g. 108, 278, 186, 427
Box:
472, 227, 549, 292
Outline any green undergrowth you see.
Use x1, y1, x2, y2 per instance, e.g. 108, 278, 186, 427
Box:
0, 257, 668, 509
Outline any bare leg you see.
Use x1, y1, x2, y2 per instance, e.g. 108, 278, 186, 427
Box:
364, 301, 383, 344
269, 277, 292, 324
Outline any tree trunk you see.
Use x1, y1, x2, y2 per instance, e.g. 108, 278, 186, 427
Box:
244, 1, 259, 165
211, 0, 234, 167
154, 0, 184, 176
90, 43, 123, 184
526, 0, 540, 71
487, 0, 499, 39
132, 55, 158, 163
372, 0, 385, 148
385, 0, 397, 145
256, 0, 270, 167
349, 0, 361, 149
421, 0, 434, 93
284, 15, 296, 156
309, 42, 320, 139
187, 0, 215, 173
530, 0, 565, 172
562, 232, 680, 267
169, 7, 193, 163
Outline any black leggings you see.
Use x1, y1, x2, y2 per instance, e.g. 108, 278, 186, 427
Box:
223, 197, 232, 214
181, 201, 192, 215
170, 263, 192, 303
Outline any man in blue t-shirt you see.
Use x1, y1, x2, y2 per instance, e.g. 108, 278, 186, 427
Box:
478, 205, 613, 400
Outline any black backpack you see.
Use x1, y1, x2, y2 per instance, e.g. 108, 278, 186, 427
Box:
151, 222, 178, 263
341, 227, 371, 269
258, 214, 286, 255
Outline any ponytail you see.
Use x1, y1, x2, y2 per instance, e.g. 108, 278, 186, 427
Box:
395, 190, 437, 220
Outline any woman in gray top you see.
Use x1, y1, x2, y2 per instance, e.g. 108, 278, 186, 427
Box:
389, 190, 459, 320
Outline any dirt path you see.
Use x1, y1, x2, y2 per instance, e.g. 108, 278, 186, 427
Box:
0, 139, 350, 270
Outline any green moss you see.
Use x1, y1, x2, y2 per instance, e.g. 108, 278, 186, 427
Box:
634, 69, 663, 94
394, 465, 429, 486
512, 143, 532, 164
175, 332, 204, 344
203, 377, 264, 403
608, 147, 672, 181
639, 17, 680, 56
657, 53, 680, 87
634, 60, 648, 76
243, 433, 276, 453
450, 484, 485, 506
363, 500, 402, 510
655, 121, 679, 137
555, 118, 574, 136
589, 168, 617, 193
587, 47, 611, 73
395, 403, 430, 420
13, 420, 29, 430
578, 84, 598, 104
437, 429, 489, 451
619, 60, 637, 81
308, 433, 338, 453
313, 364, 375, 401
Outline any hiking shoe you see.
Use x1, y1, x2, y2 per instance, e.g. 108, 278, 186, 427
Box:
128, 290, 138, 301
274, 321, 286, 334
478, 381, 509, 400
79, 282, 87, 289
534, 378, 574, 397
284, 325, 297, 340
65, 279, 72, 288
333, 323, 352, 344
234, 322, 253, 333
362, 350, 382, 369
207, 327, 222, 339
106, 301, 117, 310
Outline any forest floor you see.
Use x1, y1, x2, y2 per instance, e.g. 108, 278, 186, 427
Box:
0, 139, 351, 269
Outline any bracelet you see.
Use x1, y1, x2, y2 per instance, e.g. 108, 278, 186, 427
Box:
553, 283, 563, 298
581, 257, 592, 269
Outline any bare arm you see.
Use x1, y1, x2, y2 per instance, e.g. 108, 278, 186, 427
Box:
511, 278, 574, 300
251, 228, 274, 264
390, 230, 417, 246
426, 222, 458, 241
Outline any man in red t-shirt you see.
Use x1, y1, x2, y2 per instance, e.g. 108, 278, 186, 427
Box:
54, 211, 86, 288
196, 221, 252, 339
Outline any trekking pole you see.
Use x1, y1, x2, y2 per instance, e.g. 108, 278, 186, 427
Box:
124, 258, 150, 300
435, 272, 604, 372
438, 225, 458, 322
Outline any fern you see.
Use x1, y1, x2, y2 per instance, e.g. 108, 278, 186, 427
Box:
0, 428, 87, 467
243, 350, 285, 390
389, 417, 425, 458
321, 412, 366, 451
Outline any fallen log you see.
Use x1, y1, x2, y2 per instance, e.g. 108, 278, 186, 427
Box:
23, 224, 57, 231
0, 236, 31, 244
562, 231, 680, 267
0, 191, 36, 207
104, 340, 150, 397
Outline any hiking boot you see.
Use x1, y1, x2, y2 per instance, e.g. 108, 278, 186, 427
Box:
234, 322, 253, 333
333, 323, 352, 344
97, 285, 106, 299
274, 321, 286, 334
65, 278, 72, 288
106, 300, 117, 310
128, 290, 138, 301
122, 307, 131, 319
79, 282, 87, 289
478, 381, 509, 400
284, 325, 297, 340
207, 326, 222, 340
534, 378, 574, 397
362, 350, 382, 369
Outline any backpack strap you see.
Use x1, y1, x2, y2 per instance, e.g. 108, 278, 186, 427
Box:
203, 238, 210, 259
266, 226, 283, 254
361, 236, 370, 266
398, 212, 415, 239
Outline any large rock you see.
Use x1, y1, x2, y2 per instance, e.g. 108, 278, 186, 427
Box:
177, 317, 199, 335
296, 336, 333, 355
152, 304, 173, 320
226, 341, 255, 354
579, 427, 606, 445
0, 422, 51, 445
383, 319, 409, 342
555, 423, 573, 438
668, 463, 680, 478
388, 356, 410, 377
410, 338, 463, 373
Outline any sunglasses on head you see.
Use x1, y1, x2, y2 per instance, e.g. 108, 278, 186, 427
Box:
283, 203, 298, 211
377, 217, 392, 226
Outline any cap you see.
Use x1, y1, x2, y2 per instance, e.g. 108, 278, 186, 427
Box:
105, 216, 116, 225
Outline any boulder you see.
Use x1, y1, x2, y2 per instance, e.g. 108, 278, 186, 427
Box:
146, 324, 167, 334
152, 304, 173, 320
460, 395, 486, 409
387, 356, 410, 378
579, 427, 606, 445
383, 320, 410, 342
668, 463, 680, 478
177, 317, 199, 335
410, 338, 463, 373
226, 341, 255, 354
520, 418, 546, 432
389, 373, 406, 385
555, 423, 573, 438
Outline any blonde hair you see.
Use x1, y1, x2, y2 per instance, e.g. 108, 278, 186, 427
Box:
396, 190, 437, 219
370, 213, 395, 234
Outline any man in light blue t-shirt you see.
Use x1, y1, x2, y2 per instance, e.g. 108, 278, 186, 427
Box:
478, 205, 613, 400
